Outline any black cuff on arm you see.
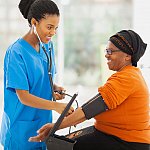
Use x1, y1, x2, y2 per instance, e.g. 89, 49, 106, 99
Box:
82, 93, 108, 120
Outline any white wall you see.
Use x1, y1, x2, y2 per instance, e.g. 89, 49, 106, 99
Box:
133, 0, 150, 89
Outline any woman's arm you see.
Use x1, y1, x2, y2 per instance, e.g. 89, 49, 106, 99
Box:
16, 89, 74, 114
59, 107, 86, 129
29, 93, 107, 142
29, 107, 86, 142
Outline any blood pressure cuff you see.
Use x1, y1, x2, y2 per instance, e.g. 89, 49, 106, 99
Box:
82, 93, 108, 120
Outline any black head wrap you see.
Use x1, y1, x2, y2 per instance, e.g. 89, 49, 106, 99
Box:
109, 30, 147, 67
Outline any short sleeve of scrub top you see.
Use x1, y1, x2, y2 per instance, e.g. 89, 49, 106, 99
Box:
5, 45, 29, 90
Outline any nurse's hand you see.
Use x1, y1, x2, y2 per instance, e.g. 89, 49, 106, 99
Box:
29, 123, 54, 142
54, 85, 65, 100
55, 102, 74, 116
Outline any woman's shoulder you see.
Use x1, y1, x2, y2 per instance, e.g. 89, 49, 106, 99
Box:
7, 38, 24, 53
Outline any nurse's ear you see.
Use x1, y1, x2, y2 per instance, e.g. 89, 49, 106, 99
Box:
31, 18, 37, 34
31, 18, 38, 29
31, 18, 36, 25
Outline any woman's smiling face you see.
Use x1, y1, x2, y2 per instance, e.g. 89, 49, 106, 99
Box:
105, 41, 131, 72
35, 14, 60, 43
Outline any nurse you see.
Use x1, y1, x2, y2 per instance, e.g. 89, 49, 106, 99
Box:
0, 0, 73, 149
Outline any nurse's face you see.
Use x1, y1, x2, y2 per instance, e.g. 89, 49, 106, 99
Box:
35, 14, 59, 43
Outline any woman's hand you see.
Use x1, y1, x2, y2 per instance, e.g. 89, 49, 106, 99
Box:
29, 123, 54, 142
55, 102, 74, 116
54, 85, 65, 100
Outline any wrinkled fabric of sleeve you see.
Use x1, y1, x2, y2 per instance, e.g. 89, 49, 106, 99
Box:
98, 71, 135, 109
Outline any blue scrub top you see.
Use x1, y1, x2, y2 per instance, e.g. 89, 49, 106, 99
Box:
0, 38, 56, 149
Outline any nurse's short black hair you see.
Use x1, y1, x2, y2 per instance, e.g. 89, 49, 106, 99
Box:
18, 0, 60, 25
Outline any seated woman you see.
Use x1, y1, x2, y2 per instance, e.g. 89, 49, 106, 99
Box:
29, 29, 150, 150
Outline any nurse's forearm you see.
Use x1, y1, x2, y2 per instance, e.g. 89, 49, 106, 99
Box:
59, 107, 86, 130
16, 89, 57, 110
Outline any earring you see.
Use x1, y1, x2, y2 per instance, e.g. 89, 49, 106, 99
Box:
30, 24, 35, 34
